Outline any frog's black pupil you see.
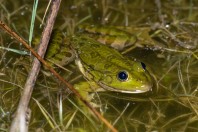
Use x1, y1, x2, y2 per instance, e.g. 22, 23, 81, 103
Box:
141, 62, 146, 70
118, 71, 128, 81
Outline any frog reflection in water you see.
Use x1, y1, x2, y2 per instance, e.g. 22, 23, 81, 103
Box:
44, 25, 153, 100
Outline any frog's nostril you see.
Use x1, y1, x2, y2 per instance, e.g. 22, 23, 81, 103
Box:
141, 62, 146, 70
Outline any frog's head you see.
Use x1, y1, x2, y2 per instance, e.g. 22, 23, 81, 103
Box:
98, 61, 153, 93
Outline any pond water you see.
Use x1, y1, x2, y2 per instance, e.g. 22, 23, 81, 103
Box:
0, 0, 198, 131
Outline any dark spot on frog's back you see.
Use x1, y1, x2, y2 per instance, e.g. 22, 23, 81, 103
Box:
106, 55, 114, 61
90, 52, 99, 58
78, 36, 89, 44
91, 43, 101, 49
104, 63, 111, 69
71, 37, 83, 47
64, 52, 73, 57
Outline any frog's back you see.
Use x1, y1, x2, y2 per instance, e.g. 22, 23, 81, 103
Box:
70, 35, 153, 93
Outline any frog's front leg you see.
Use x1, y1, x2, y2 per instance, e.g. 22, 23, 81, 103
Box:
74, 81, 105, 114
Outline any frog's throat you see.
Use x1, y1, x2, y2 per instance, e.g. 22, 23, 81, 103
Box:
98, 82, 152, 93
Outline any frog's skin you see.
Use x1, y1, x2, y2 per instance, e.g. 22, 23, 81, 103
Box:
78, 24, 137, 51
45, 25, 153, 95
69, 35, 152, 93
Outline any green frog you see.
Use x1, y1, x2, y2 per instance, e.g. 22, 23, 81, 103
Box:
43, 25, 153, 97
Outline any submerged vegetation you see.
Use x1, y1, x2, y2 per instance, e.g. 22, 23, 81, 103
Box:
0, 0, 198, 131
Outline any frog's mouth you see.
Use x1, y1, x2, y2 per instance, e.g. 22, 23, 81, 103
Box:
98, 82, 152, 93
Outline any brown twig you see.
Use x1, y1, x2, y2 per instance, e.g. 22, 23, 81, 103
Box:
0, 2, 117, 132
8, 0, 62, 131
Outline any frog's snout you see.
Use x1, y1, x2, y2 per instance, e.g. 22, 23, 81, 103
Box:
140, 81, 153, 92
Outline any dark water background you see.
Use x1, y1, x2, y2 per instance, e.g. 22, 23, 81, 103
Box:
0, 0, 198, 131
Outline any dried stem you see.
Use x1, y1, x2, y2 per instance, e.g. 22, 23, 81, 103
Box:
9, 0, 61, 131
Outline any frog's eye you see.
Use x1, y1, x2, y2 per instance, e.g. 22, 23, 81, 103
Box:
141, 62, 146, 70
117, 71, 128, 81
